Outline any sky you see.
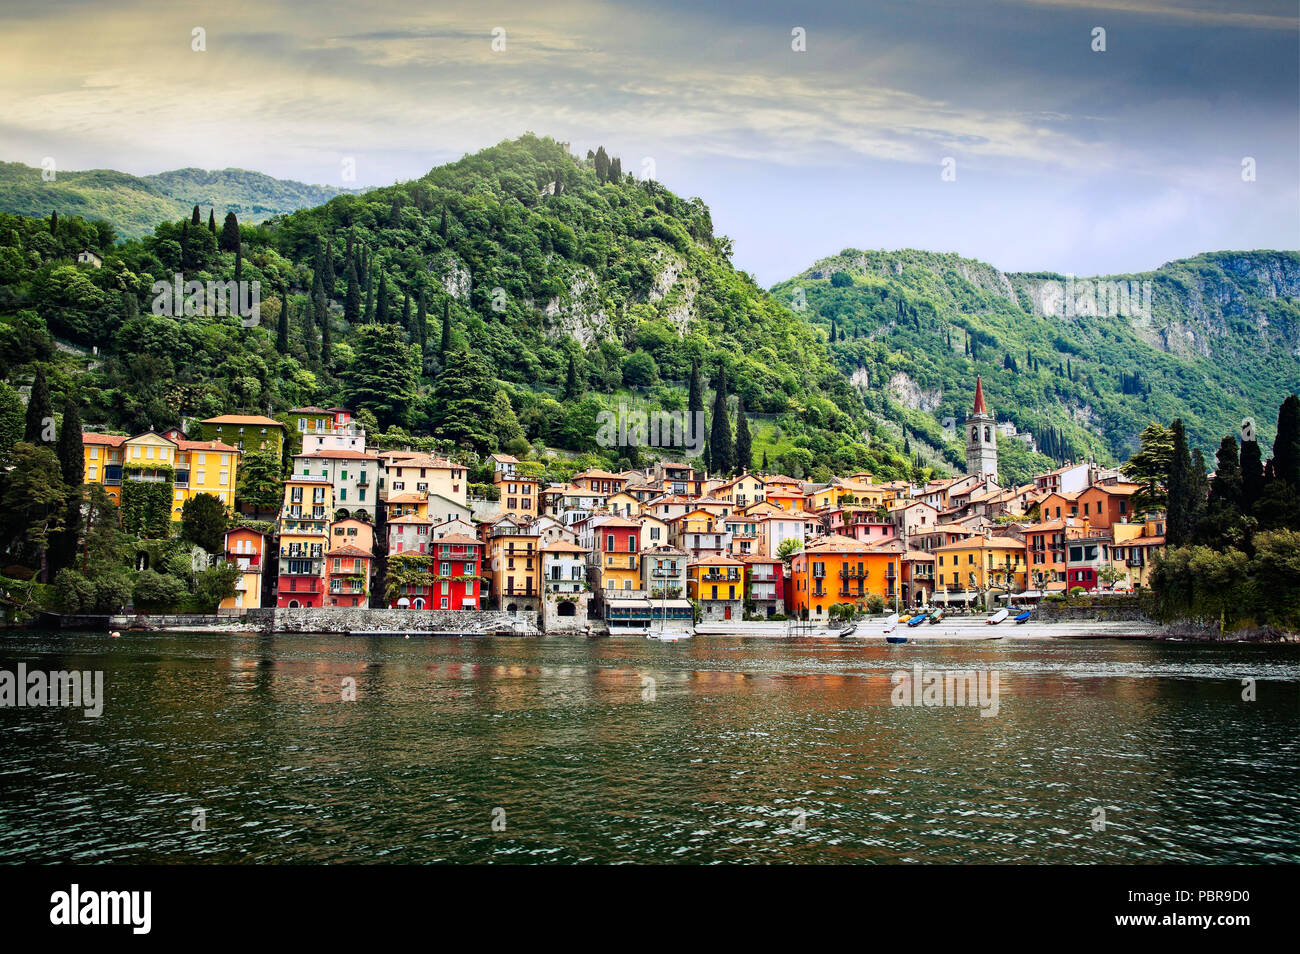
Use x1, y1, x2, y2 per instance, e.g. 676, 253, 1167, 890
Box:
1, 0, 1296, 285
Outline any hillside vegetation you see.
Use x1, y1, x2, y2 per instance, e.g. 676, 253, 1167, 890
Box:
772, 248, 1300, 483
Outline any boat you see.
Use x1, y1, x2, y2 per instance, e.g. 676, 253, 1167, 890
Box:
837, 623, 858, 638
927, 608, 945, 624
648, 632, 691, 641
1013, 610, 1033, 624
882, 613, 900, 635
897, 613, 915, 624
885, 635, 908, 644
907, 610, 931, 628
986, 608, 1009, 625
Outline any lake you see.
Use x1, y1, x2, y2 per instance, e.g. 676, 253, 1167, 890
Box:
1, 631, 1296, 863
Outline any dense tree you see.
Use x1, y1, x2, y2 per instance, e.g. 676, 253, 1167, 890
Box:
276, 286, 291, 354
344, 257, 361, 325
734, 396, 753, 473
219, 211, 240, 253
344, 324, 419, 429
0, 382, 25, 465
1, 442, 67, 582
236, 449, 285, 514
50, 394, 84, 572
1166, 419, 1197, 548
430, 349, 499, 451
1241, 435, 1265, 513
709, 368, 733, 475
1122, 422, 1173, 515
181, 492, 228, 556
1209, 435, 1242, 512
23, 367, 53, 444
1274, 394, 1300, 493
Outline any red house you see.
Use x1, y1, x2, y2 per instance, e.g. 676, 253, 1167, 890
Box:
740, 554, 785, 617
389, 533, 483, 610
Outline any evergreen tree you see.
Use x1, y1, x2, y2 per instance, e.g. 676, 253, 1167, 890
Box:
563, 351, 582, 400
439, 205, 448, 240
1273, 394, 1300, 492
1241, 435, 1265, 513
50, 394, 84, 572
344, 258, 361, 325
1209, 435, 1242, 512
708, 368, 733, 476
401, 293, 412, 341
314, 278, 331, 367
50, 210, 58, 234
761, 449, 769, 473
1166, 419, 1195, 547
344, 324, 419, 430
219, 212, 240, 253
208, 208, 216, 233
431, 349, 499, 451
374, 272, 389, 325
23, 367, 53, 444
276, 287, 291, 354
363, 266, 376, 323
191, 204, 201, 226
594, 146, 610, 183
415, 290, 428, 353
687, 360, 703, 451
440, 298, 452, 356
734, 397, 752, 474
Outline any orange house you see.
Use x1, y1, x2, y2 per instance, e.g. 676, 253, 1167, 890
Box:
789, 534, 899, 620
1077, 483, 1142, 529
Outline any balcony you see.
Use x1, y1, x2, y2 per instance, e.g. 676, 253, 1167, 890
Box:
839, 568, 867, 580
500, 587, 537, 598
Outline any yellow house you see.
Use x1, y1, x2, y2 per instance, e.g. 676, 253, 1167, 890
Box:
276, 476, 333, 607
809, 479, 886, 513
933, 535, 1027, 602
604, 491, 642, 519
714, 473, 767, 509
384, 491, 429, 520
82, 430, 240, 520
687, 554, 745, 621
488, 526, 541, 610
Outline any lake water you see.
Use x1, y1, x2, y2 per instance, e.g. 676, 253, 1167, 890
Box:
1, 632, 1296, 864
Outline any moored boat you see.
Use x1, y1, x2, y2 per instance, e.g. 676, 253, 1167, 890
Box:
986, 608, 1010, 625
1014, 610, 1032, 624
928, 608, 945, 624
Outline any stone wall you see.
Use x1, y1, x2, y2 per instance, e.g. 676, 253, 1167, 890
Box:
541, 593, 591, 633
269, 606, 539, 635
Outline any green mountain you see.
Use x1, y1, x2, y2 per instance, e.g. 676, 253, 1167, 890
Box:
771, 249, 1300, 484
0, 135, 918, 483
0, 161, 365, 240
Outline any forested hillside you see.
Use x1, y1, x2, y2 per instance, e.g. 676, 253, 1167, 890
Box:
772, 249, 1300, 483
0, 135, 920, 484
0, 161, 364, 240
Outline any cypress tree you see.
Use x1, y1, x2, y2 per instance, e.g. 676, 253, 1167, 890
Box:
416, 290, 428, 352
708, 368, 733, 476
1241, 436, 1265, 513
344, 258, 361, 325
208, 208, 216, 233
234, 244, 243, 282
191, 204, 201, 226
440, 298, 452, 356
315, 278, 331, 366
439, 205, 448, 240
1166, 419, 1194, 547
734, 396, 752, 474
402, 293, 412, 341
1209, 435, 1242, 512
50, 210, 58, 234
761, 449, 769, 473
276, 287, 291, 354
687, 360, 703, 451
219, 212, 240, 253
374, 273, 390, 325
1273, 394, 1300, 492
563, 351, 582, 400
24, 367, 53, 444
364, 267, 376, 323
51, 394, 84, 572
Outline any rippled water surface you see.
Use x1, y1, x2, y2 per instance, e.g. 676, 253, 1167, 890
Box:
1, 632, 1297, 863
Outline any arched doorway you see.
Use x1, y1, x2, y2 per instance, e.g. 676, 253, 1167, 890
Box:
507, 603, 518, 615
413, 598, 425, 610
288, 600, 300, 608
558, 601, 576, 617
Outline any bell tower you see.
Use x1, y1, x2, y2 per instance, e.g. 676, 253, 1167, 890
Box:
965, 375, 998, 481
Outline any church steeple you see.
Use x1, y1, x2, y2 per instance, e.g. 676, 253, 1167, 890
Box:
965, 375, 998, 483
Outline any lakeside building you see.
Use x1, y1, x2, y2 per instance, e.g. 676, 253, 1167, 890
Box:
788, 534, 900, 620
220, 527, 268, 610
325, 518, 374, 608
82, 430, 240, 520
688, 554, 745, 622
197, 414, 285, 457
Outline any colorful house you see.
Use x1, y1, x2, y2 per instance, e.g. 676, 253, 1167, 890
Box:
276, 476, 333, 607
389, 533, 483, 610
688, 554, 745, 621
197, 414, 285, 457
82, 430, 239, 521
933, 535, 1027, 604
220, 527, 267, 610
740, 554, 785, 617
789, 534, 900, 619
292, 449, 379, 519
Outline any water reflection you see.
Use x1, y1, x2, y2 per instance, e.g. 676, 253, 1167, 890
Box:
1, 633, 1296, 864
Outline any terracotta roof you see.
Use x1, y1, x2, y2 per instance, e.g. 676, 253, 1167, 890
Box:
294, 449, 379, 460
803, 533, 880, 553
540, 540, 590, 554
387, 515, 433, 525
326, 545, 372, 558
177, 439, 238, 452
201, 414, 283, 427
82, 432, 127, 446
972, 375, 988, 415
690, 554, 744, 566
435, 533, 481, 546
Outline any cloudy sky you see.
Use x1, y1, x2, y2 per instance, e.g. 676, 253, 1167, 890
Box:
2, 0, 1296, 284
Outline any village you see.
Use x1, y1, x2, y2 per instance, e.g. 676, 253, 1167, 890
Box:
74, 376, 1166, 635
